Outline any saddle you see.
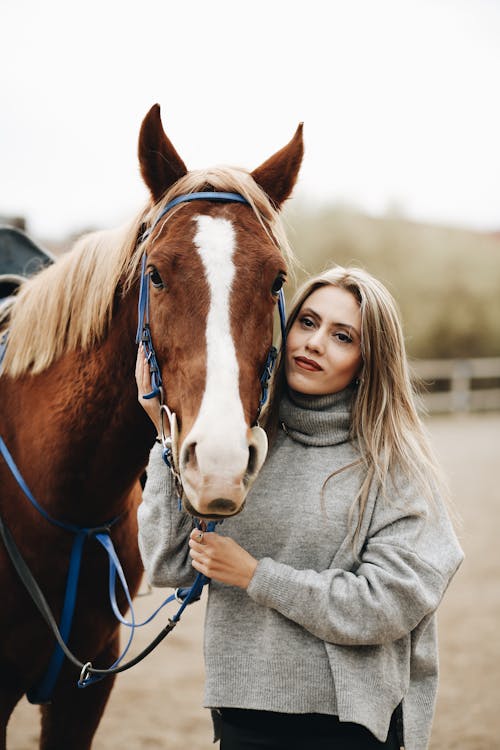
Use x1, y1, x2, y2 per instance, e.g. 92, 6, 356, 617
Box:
0, 225, 54, 300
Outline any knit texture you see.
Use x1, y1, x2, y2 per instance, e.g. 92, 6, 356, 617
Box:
137, 386, 463, 749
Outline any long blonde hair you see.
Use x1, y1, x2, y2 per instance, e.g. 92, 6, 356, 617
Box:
263, 265, 446, 523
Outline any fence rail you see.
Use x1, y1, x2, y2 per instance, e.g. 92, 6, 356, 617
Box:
411, 357, 500, 413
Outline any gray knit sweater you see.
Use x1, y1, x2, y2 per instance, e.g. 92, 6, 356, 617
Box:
137, 387, 463, 749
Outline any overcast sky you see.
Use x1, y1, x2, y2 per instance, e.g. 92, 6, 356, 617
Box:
2, 0, 500, 240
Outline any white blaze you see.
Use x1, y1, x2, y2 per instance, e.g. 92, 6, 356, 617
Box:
186, 214, 247, 476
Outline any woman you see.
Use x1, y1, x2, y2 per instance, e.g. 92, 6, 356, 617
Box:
136, 266, 463, 750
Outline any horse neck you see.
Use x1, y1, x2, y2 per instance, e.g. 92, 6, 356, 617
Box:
3, 290, 155, 524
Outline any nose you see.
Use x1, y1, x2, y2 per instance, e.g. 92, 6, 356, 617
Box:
305, 327, 325, 353
179, 425, 268, 518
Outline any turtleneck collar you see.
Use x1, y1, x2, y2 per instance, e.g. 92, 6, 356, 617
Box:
278, 385, 355, 447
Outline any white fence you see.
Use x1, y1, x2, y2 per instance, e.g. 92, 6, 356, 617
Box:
411, 357, 500, 413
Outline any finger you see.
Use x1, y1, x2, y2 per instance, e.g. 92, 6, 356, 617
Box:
190, 555, 208, 575
188, 538, 206, 552
189, 547, 210, 574
135, 346, 143, 383
136, 349, 155, 399
189, 530, 214, 545
135, 346, 148, 388
189, 545, 201, 559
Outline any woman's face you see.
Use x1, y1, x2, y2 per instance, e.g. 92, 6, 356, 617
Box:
285, 285, 363, 396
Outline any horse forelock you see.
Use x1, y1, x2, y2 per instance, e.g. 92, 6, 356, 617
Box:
132, 166, 295, 275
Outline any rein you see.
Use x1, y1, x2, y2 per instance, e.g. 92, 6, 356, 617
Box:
0, 189, 288, 702
0, 435, 215, 702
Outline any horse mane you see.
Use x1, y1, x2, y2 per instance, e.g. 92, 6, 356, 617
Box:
1, 166, 294, 377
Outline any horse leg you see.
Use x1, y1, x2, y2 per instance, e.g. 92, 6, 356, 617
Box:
39, 634, 119, 750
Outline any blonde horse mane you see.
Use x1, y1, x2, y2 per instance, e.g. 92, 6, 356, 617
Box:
2, 167, 294, 377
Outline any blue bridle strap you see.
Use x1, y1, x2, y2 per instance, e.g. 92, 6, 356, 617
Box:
278, 287, 287, 344
140, 191, 250, 242
257, 288, 287, 412
136, 254, 163, 400
0, 329, 8, 372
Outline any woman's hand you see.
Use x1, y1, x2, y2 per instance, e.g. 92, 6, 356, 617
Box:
135, 346, 162, 434
189, 529, 258, 589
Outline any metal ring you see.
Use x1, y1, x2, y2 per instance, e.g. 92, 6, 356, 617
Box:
159, 403, 172, 449
79, 661, 93, 684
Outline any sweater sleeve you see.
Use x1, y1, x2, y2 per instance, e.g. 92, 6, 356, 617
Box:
137, 443, 196, 588
246, 488, 464, 646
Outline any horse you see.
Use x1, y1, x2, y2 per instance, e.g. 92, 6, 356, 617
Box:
0, 103, 303, 749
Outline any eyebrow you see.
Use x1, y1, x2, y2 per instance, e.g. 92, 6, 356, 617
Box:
300, 307, 361, 339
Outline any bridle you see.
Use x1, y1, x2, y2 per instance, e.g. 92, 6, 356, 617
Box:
135, 190, 286, 480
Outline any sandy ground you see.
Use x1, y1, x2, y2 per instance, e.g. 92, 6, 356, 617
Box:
6, 413, 500, 749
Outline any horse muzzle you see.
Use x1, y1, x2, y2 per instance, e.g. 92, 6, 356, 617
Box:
179, 425, 268, 518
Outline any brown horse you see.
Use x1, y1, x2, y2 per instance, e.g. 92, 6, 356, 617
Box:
0, 104, 303, 749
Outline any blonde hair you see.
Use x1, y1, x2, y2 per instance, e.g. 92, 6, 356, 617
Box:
2, 166, 294, 377
263, 265, 447, 527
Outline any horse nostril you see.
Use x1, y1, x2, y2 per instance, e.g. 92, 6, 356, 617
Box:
243, 445, 257, 488
183, 441, 198, 470
247, 445, 257, 476
207, 499, 238, 514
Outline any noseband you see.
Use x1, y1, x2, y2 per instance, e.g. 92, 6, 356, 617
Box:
135, 191, 286, 472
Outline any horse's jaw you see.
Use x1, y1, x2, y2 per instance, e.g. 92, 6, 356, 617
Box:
178, 425, 268, 519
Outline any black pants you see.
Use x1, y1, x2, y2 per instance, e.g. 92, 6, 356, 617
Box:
218, 708, 400, 750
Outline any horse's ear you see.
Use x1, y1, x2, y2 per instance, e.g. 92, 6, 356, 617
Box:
251, 123, 304, 209
138, 104, 188, 202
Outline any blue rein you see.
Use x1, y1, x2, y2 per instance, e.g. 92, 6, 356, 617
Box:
0, 436, 117, 702
0, 434, 216, 701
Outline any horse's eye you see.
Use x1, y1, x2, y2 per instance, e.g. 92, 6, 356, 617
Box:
149, 268, 165, 289
271, 274, 285, 296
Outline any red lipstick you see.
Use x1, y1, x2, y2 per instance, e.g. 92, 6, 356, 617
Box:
294, 356, 322, 372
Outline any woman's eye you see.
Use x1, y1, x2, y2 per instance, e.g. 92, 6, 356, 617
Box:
335, 332, 353, 344
300, 316, 315, 328
149, 268, 165, 289
271, 274, 285, 296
